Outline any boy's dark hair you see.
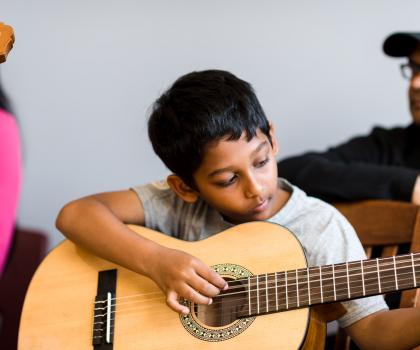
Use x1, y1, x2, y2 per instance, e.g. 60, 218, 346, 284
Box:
148, 69, 272, 187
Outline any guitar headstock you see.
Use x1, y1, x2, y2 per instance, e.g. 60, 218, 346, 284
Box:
0, 22, 15, 63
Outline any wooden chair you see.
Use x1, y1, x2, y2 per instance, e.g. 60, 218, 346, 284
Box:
331, 200, 420, 350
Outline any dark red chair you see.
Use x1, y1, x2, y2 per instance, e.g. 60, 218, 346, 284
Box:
0, 228, 48, 350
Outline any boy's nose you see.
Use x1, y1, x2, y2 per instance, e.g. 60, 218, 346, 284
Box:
244, 177, 263, 199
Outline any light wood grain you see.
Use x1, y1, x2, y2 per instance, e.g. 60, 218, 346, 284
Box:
19, 222, 311, 350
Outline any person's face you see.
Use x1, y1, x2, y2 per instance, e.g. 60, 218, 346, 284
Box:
408, 47, 420, 124
191, 126, 286, 224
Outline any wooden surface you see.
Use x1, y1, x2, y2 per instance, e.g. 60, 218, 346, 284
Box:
334, 200, 420, 350
335, 200, 419, 245
19, 222, 312, 350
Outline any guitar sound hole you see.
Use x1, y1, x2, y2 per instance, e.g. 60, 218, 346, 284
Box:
192, 278, 247, 327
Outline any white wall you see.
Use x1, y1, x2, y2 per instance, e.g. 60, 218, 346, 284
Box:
2, 0, 419, 249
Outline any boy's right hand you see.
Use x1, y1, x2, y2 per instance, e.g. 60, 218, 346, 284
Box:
147, 246, 228, 315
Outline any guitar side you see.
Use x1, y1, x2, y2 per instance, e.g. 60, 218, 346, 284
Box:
18, 222, 311, 349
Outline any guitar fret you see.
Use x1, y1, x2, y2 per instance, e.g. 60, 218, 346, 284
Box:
319, 266, 323, 303
365, 259, 380, 296
265, 274, 269, 313
346, 262, 350, 298
321, 265, 335, 303
275, 272, 279, 311
376, 258, 381, 293
295, 270, 299, 307
307, 267, 311, 305
249, 275, 259, 316
378, 257, 396, 293
361, 260, 365, 296
308, 266, 321, 304
393, 256, 398, 290
287, 269, 298, 308
278, 272, 286, 311
259, 274, 268, 313
248, 276, 251, 316
348, 261, 365, 298
412, 253, 417, 287
256, 275, 260, 314
333, 263, 349, 302
332, 264, 336, 301
267, 273, 276, 313
285, 270, 288, 309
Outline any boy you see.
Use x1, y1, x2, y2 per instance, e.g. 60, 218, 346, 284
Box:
56, 70, 420, 349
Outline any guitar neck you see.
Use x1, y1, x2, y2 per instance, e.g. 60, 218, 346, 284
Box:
235, 252, 420, 318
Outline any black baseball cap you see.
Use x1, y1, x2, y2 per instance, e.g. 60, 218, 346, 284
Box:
383, 32, 420, 57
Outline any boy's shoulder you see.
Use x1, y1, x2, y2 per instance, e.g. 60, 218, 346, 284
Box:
132, 180, 228, 240
276, 178, 346, 226
275, 179, 359, 260
132, 180, 186, 210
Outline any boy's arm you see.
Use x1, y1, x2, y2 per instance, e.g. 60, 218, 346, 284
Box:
345, 307, 420, 350
56, 190, 227, 314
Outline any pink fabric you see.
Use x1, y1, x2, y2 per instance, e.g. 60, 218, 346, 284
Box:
0, 109, 21, 276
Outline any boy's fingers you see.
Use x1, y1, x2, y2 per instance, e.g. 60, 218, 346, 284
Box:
191, 274, 222, 297
166, 290, 189, 315
183, 286, 213, 306
196, 263, 228, 291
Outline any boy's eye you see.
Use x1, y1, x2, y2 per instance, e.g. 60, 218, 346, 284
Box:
216, 175, 238, 187
256, 157, 269, 167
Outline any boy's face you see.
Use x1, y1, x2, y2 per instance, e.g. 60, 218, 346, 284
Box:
190, 126, 286, 224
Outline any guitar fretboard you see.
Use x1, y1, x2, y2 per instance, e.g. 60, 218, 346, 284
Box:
231, 252, 420, 318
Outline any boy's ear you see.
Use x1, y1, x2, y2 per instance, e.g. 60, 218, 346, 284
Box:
167, 174, 200, 203
268, 121, 279, 155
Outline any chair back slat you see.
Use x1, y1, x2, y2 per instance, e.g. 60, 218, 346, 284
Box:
400, 210, 420, 309
332, 200, 420, 350
364, 246, 372, 258
380, 245, 399, 257
335, 200, 418, 245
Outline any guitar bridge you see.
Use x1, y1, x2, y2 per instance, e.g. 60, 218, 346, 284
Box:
92, 269, 117, 349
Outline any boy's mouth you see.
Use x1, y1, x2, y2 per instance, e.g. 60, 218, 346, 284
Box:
252, 199, 269, 213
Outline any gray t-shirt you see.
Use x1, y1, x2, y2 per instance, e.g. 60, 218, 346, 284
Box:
132, 178, 388, 328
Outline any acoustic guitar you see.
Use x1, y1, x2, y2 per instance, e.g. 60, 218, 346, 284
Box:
18, 222, 419, 349
0, 22, 15, 63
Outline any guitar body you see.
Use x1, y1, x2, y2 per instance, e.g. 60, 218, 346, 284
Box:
19, 222, 313, 349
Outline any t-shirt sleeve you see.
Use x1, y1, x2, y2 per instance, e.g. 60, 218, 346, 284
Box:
131, 181, 185, 238
306, 205, 389, 328
131, 180, 215, 241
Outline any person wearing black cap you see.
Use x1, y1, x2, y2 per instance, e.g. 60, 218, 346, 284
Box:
277, 32, 420, 205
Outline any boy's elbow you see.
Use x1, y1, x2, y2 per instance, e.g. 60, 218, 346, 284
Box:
55, 200, 82, 234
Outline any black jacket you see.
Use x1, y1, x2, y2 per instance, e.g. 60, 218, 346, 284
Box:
277, 123, 420, 202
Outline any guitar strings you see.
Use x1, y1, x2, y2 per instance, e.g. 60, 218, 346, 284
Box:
93, 261, 420, 323
95, 254, 420, 308
93, 275, 418, 339
93, 270, 419, 330
92, 252, 420, 340
94, 256, 419, 310
92, 267, 419, 327
96, 267, 419, 315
